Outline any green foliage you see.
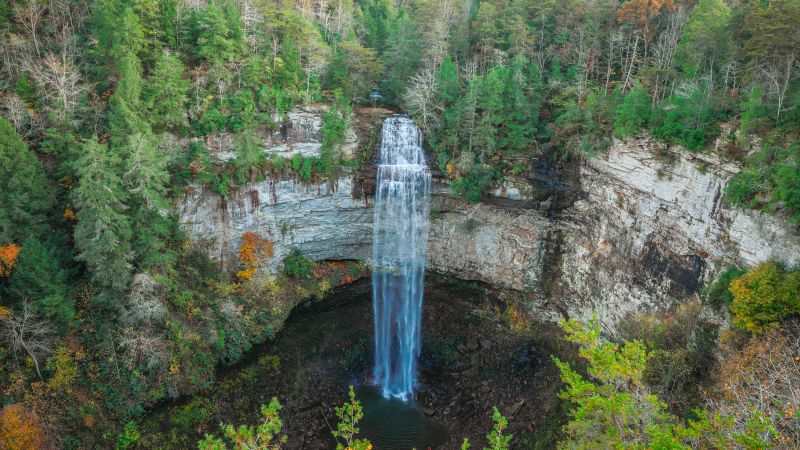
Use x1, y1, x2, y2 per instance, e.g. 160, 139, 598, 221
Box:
726, 144, 800, 224
332, 386, 371, 450
115, 421, 141, 450
283, 248, 312, 279
211, 174, 232, 197
71, 137, 133, 296
192, 0, 244, 66
198, 398, 285, 450
555, 318, 776, 449
319, 94, 352, 177
675, 0, 731, 79
0, 118, 55, 245
729, 261, 800, 334
614, 84, 653, 138
380, 10, 422, 105
6, 236, 72, 328
651, 84, 728, 151
703, 266, 746, 308
327, 40, 384, 103
452, 164, 499, 204
485, 408, 513, 450
143, 50, 190, 132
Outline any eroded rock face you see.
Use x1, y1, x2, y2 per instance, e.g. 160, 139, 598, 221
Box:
428, 189, 552, 292
556, 136, 800, 325
177, 109, 800, 328
179, 177, 373, 273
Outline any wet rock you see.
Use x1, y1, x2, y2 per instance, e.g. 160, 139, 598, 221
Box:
423, 408, 435, 416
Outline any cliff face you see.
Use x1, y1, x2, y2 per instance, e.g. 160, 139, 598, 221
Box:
556, 137, 800, 325
177, 109, 800, 326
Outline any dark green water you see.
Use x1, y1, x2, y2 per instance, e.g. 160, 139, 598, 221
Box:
356, 386, 448, 449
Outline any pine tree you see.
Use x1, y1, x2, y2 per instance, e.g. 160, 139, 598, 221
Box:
474, 69, 504, 162
143, 50, 190, 132
0, 118, 54, 245
194, 0, 244, 66
381, 10, 422, 105
6, 236, 72, 328
108, 53, 147, 147
71, 138, 133, 296
500, 56, 535, 157
124, 132, 173, 271
433, 56, 461, 158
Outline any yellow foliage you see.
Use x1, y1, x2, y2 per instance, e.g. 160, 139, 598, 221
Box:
729, 261, 800, 334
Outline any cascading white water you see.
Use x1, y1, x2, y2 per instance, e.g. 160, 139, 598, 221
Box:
372, 116, 431, 400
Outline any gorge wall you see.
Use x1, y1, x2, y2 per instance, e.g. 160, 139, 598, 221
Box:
178, 109, 800, 327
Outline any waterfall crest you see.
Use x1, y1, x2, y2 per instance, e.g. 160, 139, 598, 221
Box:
372, 116, 431, 400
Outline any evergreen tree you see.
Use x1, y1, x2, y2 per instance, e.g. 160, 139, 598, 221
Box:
356, 0, 395, 54
194, 0, 245, 66
432, 56, 461, 158
72, 138, 133, 297
0, 118, 54, 245
676, 0, 731, 80
108, 53, 147, 147
6, 236, 72, 328
124, 132, 173, 270
500, 56, 536, 157
474, 69, 504, 162
381, 10, 422, 105
143, 50, 190, 132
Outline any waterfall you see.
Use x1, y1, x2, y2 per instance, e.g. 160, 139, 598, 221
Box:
372, 116, 431, 400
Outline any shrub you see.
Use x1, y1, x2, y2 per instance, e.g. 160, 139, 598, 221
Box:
726, 144, 800, 224
332, 386, 371, 450
651, 84, 727, 151
703, 266, 746, 308
198, 398, 285, 449
614, 83, 652, 138
554, 318, 776, 448
452, 164, 498, 204
211, 173, 232, 197
283, 248, 312, 278
729, 261, 800, 334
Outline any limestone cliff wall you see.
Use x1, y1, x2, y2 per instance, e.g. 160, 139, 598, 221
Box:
177, 109, 800, 327
556, 137, 800, 325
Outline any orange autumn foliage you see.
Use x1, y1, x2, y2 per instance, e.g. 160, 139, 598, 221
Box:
63, 208, 77, 221
618, 0, 676, 36
0, 404, 46, 450
236, 231, 274, 281
0, 243, 21, 278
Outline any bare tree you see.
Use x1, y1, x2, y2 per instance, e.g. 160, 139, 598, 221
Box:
2, 93, 33, 137
707, 321, 800, 445
28, 52, 86, 126
403, 67, 438, 132
0, 302, 54, 380
119, 273, 169, 374
13, 0, 47, 56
